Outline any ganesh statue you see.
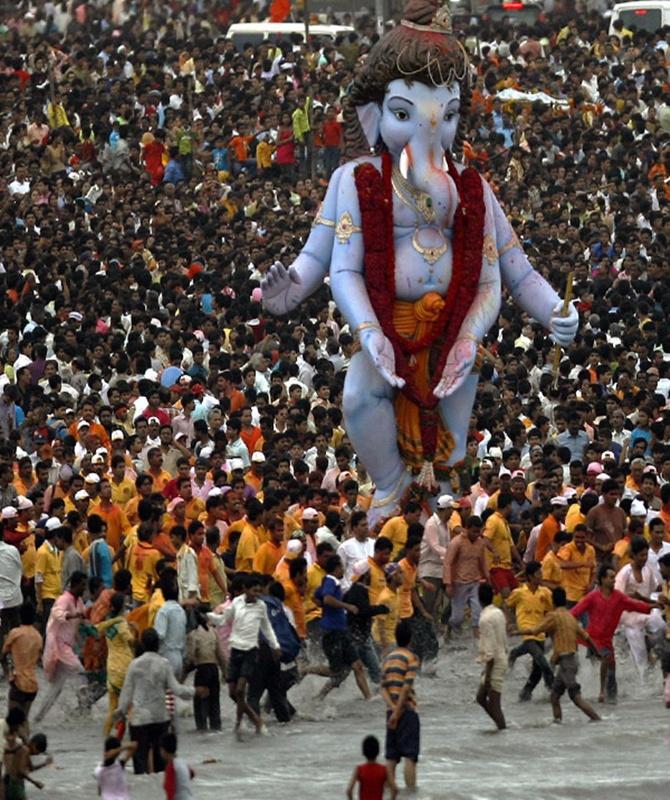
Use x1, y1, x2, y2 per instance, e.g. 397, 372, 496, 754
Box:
261, 0, 578, 520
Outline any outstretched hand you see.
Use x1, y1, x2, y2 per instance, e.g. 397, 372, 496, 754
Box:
260, 261, 302, 315
433, 338, 477, 398
361, 329, 405, 389
549, 300, 579, 347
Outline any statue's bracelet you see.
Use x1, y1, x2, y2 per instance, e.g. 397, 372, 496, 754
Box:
458, 332, 479, 344
355, 321, 382, 337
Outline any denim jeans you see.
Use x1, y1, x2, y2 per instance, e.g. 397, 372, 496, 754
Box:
450, 581, 482, 630
354, 634, 381, 684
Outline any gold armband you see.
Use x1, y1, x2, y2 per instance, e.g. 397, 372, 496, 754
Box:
314, 211, 335, 228
335, 211, 362, 243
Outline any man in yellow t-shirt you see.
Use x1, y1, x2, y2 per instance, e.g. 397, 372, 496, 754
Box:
484, 494, 521, 600
379, 502, 422, 559
235, 499, 265, 572
556, 524, 596, 604
304, 541, 336, 639
506, 561, 554, 702
372, 564, 401, 651
367, 536, 392, 605
126, 525, 161, 604
35, 526, 64, 629
541, 531, 571, 589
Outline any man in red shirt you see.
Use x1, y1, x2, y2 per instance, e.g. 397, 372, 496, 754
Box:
322, 107, 343, 176
571, 563, 655, 703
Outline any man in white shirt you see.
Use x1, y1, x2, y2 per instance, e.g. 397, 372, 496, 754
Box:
476, 583, 507, 730
208, 573, 279, 737
0, 526, 24, 650
614, 536, 666, 675
419, 495, 456, 621
337, 510, 374, 589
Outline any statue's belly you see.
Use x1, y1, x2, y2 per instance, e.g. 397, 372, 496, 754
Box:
393, 227, 453, 301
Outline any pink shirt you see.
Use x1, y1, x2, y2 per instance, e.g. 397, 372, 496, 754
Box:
43, 590, 85, 678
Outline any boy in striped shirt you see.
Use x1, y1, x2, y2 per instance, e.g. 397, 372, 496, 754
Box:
381, 621, 420, 793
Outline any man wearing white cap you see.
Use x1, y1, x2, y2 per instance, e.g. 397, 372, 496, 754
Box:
419, 496, 455, 623
535, 496, 568, 562
0, 518, 25, 656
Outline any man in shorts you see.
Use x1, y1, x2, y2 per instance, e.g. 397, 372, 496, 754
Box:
483, 493, 520, 601
476, 583, 507, 730
305, 555, 371, 700
381, 621, 420, 793
208, 573, 280, 738
520, 586, 601, 723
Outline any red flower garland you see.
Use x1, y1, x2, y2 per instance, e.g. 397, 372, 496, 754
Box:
354, 152, 485, 459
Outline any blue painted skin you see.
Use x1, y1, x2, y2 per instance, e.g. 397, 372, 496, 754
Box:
262, 80, 578, 518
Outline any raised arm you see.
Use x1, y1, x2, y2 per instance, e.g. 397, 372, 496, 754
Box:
489, 189, 578, 346
261, 167, 343, 316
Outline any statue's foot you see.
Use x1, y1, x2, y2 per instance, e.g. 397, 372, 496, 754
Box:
368, 470, 413, 529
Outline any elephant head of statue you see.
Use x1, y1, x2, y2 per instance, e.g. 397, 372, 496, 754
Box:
344, 0, 471, 188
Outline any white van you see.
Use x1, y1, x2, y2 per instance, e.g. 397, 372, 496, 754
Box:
609, 1, 670, 34
226, 22, 355, 50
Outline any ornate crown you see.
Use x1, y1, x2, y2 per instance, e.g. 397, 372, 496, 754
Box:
401, 4, 453, 34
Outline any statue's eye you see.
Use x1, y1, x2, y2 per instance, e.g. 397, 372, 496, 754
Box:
392, 108, 410, 121
444, 111, 458, 122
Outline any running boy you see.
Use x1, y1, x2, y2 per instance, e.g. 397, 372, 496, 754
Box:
520, 587, 601, 723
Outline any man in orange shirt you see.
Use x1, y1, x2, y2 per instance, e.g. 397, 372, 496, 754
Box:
535, 497, 568, 561
95, 478, 131, 552
177, 478, 205, 521
253, 517, 285, 575
189, 520, 217, 602
239, 407, 262, 454
281, 557, 308, 639
146, 448, 171, 493
398, 533, 438, 666
124, 474, 154, 527
68, 399, 111, 450
245, 452, 266, 494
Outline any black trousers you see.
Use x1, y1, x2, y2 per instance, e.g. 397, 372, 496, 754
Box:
511, 639, 554, 694
193, 663, 221, 731
247, 644, 295, 723
129, 721, 169, 774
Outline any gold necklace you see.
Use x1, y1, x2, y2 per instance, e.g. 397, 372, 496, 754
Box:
392, 165, 436, 225
412, 228, 448, 265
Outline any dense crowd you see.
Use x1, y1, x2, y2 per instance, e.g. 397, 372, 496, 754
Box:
2, 0, 670, 796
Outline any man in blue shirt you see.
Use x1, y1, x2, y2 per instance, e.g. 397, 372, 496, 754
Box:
556, 413, 590, 463
305, 555, 371, 700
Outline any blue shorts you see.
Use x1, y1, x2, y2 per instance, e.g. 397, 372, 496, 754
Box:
385, 708, 420, 763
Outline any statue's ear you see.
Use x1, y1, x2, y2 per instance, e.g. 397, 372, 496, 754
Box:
356, 103, 381, 150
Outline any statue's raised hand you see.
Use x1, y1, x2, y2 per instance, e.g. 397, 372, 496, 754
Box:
433, 338, 478, 399
549, 300, 579, 347
261, 261, 302, 316
360, 328, 405, 389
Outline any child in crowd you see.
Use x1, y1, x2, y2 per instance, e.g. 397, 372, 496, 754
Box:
346, 735, 396, 800
94, 736, 137, 800
160, 732, 194, 800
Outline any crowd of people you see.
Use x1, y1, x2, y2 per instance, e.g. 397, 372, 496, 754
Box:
2, 0, 670, 795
